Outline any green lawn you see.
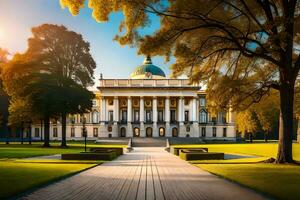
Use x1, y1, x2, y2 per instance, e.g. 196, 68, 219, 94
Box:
0, 142, 127, 159
172, 143, 300, 200
198, 163, 300, 200
0, 161, 98, 199
172, 143, 300, 161
0, 142, 125, 198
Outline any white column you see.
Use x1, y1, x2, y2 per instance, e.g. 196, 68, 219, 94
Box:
127, 96, 133, 137
192, 97, 199, 137
178, 97, 185, 136
165, 97, 171, 137
140, 97, 145, 122
165, 97, 170, 122
112, 96, 119, 137
140, 97, 145, 137
152, 97, 158, 137
113, 97, 119, 122
100, 97, 106, 122
192, 97, 197, 122
127, 97, 132, 122
99, 97, 106, 137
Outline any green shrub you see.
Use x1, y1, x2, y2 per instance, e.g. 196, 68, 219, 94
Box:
62, 152, 117, 161
89, 147, 123, 156
171, 147, 208, 155
179, 150, 224, 161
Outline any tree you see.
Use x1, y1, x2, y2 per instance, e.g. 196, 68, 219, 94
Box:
0, 48, 9, 141
61, 0, 300, 163
2, 24, 96, 147
236, 110, 260, 142
27, 24, 96, 147
8, 97, 34, 144
254, 91, 280, 142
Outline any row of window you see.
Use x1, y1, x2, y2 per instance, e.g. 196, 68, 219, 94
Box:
52, 127, 99, 138
48, 127, 227, 138
201, 127, 227, 137
92, 98, 207, 107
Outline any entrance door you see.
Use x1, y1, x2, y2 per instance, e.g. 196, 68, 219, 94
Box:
146, 127, 152, 137
172, 127, 178, 137
133, 127, 140, 137
120, 127, 126, 137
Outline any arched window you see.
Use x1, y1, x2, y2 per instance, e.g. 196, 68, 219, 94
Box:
159, 127, 165, 137
134, 127, 140, 137
146, 127, 152, 137
92, 111, 99, 123
172, 128, 178, 137
199, 110, 207, 123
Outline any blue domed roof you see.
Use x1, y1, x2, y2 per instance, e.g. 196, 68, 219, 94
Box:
131, 56, 166, 78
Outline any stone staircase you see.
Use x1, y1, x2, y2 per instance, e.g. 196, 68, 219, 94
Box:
132, 138, 167, 147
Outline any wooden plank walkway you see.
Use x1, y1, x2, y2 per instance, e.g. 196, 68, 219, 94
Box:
21, 147, 267, 200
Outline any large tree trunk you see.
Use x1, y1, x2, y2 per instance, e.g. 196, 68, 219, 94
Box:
277, 83, 294, 163
61, 113, 67, 147
43, 115, 50, 147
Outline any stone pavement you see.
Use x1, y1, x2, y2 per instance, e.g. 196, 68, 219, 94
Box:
21, 147, 267, 200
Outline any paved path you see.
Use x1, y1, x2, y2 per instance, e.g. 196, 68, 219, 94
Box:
21, 148, 267, 200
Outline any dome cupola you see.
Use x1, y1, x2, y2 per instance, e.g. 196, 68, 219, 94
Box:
130, 56, 166, 79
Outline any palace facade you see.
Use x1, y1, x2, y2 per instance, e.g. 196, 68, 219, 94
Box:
31, 57, 236, 140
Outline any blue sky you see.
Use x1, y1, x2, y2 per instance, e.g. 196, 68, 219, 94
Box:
0, 0, 173, 83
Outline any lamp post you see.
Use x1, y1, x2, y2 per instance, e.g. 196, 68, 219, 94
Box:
78, 105, 87, 152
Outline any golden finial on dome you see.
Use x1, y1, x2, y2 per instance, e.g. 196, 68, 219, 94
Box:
143, 55, 152, 64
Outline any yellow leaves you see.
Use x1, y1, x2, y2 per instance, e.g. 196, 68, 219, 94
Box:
60, 0, 85, 16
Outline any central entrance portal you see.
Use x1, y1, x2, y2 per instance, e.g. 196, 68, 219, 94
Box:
133, 127, 140, 137
146, 127, 153, 137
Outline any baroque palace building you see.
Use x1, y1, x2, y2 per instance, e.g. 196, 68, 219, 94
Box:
31, 56, 236, 140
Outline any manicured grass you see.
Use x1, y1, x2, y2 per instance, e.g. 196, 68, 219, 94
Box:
0, 142, 122, 198
0, 143, 127, 159
198, 163, 300, 200
0, 161, 98, 199
173, 143, 300, 199
172, 143, 300, 161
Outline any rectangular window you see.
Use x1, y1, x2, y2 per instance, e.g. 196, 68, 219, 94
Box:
121, 110, 127, 122
200, 97, 206, 106
223, 128, 227, 137
170, 110, 176, 122
146, 110, 152, 122
134, 110, 139, 122
213, 127, 217, 137
34, 128, 39, 137
53, 127, 58, 137
108, 111, 113, 122
199, 110, 207, 123
184, 111, 189, 122
201, 127, 206, 137
158, 110, 164, 122
71, 128, 75, 137
93, 128, 98, 137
